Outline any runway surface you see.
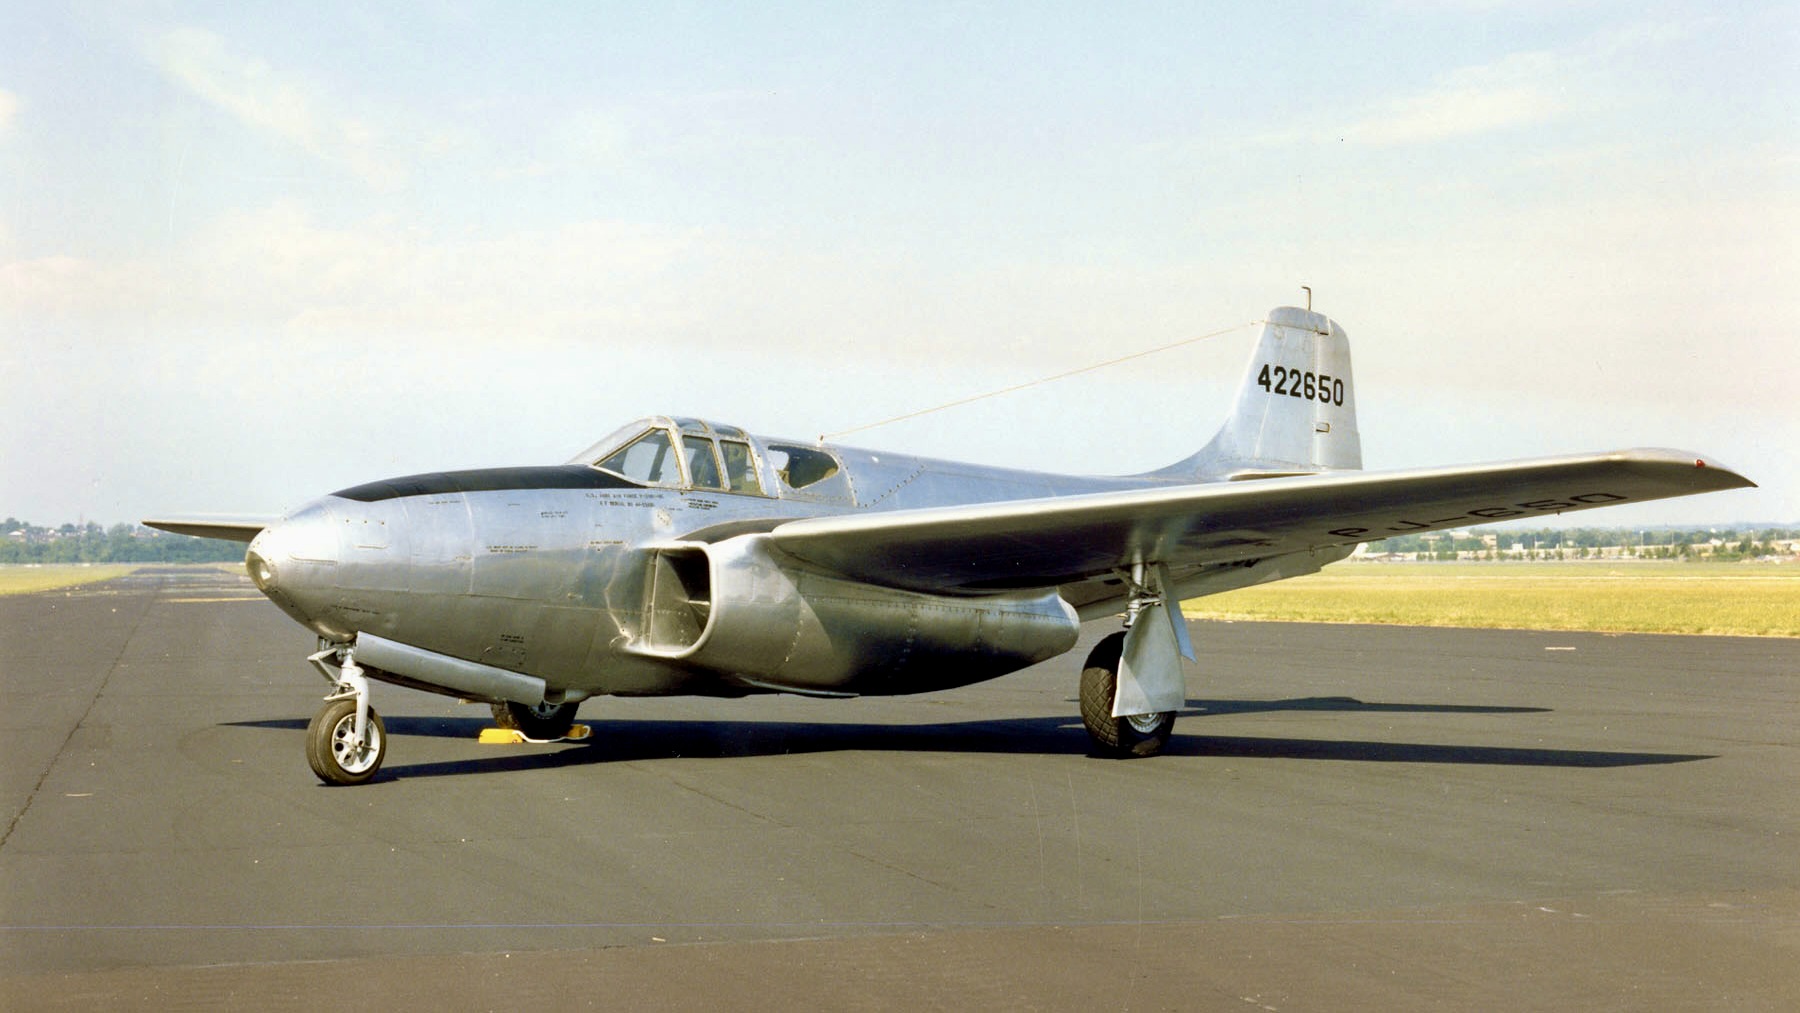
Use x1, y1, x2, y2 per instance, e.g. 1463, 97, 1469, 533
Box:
2, 566, 1795, 1009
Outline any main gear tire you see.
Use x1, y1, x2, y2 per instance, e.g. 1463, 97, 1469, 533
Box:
1078, 631, 1175, 758
491, 699, 581, 741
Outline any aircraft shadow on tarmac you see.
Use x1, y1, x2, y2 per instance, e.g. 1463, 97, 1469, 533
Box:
227, 695, 1712, 782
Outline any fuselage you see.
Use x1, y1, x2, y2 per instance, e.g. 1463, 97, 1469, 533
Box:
246, 416, 1189, 700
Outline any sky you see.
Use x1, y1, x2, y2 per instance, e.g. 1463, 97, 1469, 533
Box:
2, 2, 1795, 529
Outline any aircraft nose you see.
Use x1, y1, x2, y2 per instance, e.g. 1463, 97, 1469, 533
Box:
246, 503, 338, 628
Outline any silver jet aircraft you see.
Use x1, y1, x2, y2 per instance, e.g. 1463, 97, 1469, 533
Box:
147, 306, 1753, 784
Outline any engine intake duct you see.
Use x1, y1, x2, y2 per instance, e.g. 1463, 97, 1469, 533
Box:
627, 535, 1080, 696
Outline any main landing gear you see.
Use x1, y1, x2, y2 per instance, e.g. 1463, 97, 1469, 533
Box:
1078, 563, 1188, 758
490, 699, 582, 741
305, 644, 386, 785
1078, 631, 1176, 757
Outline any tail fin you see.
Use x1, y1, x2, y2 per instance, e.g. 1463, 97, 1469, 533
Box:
1157, 306, 1362, 481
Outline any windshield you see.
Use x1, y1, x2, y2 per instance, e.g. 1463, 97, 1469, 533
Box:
574, 417, 801, 497
595, 428, 681, 485
682, 434, 725, 490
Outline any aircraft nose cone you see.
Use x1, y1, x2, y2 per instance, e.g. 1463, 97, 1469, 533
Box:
244, 543, 279, 590
246, 503, 338, 629
247, 503, 339, 584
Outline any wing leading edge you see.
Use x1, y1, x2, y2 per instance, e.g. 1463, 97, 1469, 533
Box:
766, 448, 1753, 595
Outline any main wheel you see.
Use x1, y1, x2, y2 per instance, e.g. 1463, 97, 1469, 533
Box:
1078, 630, 1175, 758
491, 699, 580, 740
306, 698, 387, 786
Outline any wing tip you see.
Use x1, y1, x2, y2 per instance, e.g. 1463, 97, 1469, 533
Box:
1618, 448, 1756, 490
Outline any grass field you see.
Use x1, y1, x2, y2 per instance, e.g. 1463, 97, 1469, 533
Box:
1183, 561, 1800, 638
3, 560, 1794, 637
0, 564, 141, 596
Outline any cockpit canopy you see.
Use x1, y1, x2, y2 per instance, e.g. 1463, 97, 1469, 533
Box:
567, 416, 850, 500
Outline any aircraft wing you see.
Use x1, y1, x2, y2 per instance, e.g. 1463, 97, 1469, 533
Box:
142, 517, 273, 543
766, 449, 1753, 595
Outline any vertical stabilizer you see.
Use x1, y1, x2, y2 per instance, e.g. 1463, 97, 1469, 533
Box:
1156, 306, 1361, 481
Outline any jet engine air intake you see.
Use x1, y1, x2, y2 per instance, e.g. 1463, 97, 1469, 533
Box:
628, 535, 1080, 696
645, 546, 712, 652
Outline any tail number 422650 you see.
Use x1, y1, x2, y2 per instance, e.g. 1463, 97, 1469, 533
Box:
1257, 364, 1344, 407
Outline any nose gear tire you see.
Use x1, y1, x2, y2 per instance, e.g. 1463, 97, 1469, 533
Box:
306, 698, 387, 785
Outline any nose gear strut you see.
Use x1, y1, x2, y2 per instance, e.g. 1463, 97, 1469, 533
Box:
305, 641, 387, 785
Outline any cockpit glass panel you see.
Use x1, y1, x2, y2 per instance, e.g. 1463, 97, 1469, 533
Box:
682, 435, 725, 490
596, 429, 681, 485
568, 420, 652, 467
719, 440, 762, 494
766, 443, 842, 491
712, 424, 746, 440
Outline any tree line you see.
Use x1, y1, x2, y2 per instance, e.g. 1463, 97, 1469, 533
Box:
1375, 525, 1798, 562
5, 516, 1795, 567
0, 519, 244, 564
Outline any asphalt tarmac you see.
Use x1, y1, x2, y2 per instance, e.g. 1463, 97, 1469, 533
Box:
2, 566, 1795, 1009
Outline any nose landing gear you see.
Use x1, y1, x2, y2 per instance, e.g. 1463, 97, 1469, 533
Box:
305, 643, 387, 785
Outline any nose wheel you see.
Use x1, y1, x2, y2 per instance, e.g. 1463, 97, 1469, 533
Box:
305, 643, 387, 785
306, 697, 387, 785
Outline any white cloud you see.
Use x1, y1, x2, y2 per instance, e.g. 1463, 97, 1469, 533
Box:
492, 92, 782, 183
0, 199, 723, 343
0, 252, 160, 318
0, 194, 1258, 402
1249, 49, 1571, 148
1338, 51, 1567, 145
146, 28, 405, 188
1258, 19, 1705, 150
1384, 0, 1598, 11
3, 186, 1789, 523
0, 89, 17, 137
